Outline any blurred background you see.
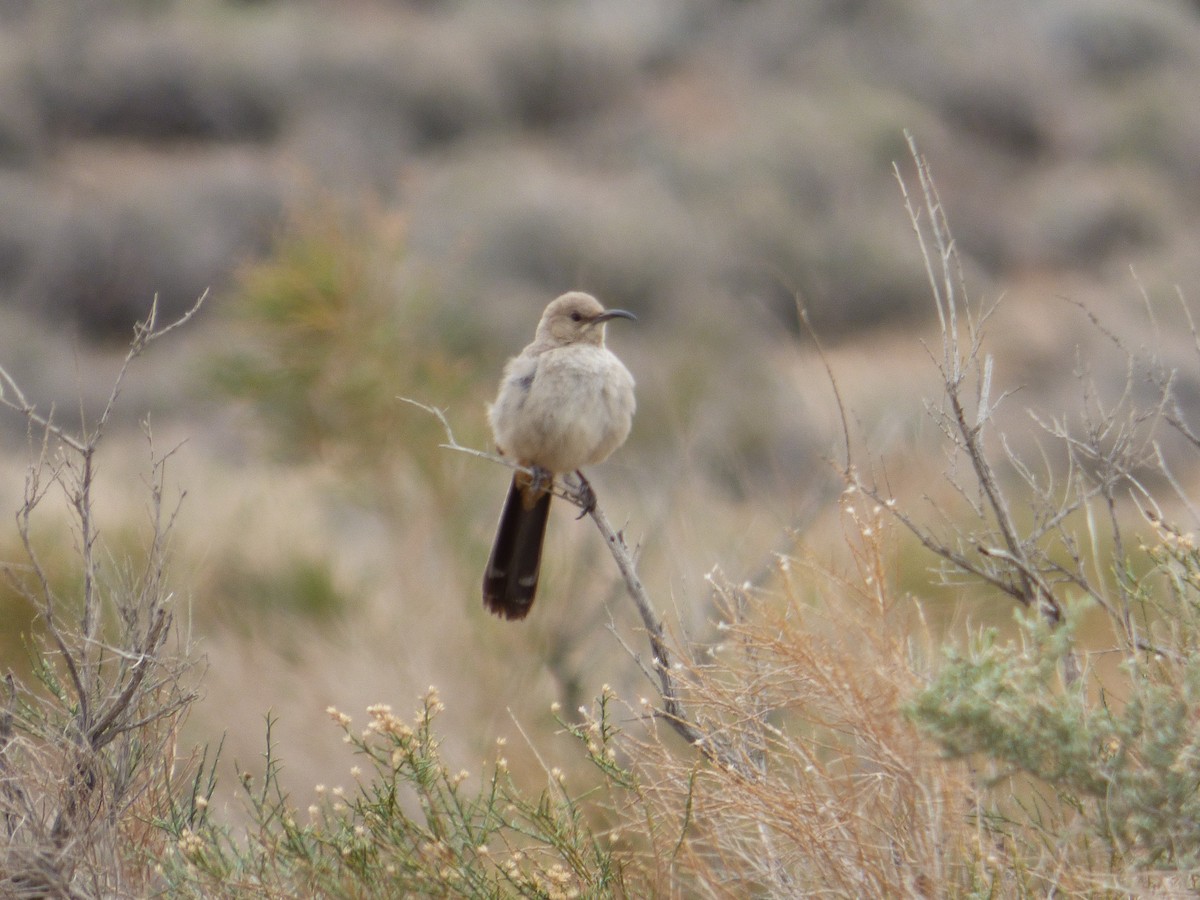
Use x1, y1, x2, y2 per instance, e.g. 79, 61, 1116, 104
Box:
2, 0, 1200, 811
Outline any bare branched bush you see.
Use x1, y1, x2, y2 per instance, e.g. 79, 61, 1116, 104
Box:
0, 296, 204, 897
849, 134, 1176, 666
835, 135, 1200, 890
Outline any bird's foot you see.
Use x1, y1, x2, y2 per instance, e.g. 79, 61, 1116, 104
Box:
573, 470, 597, 518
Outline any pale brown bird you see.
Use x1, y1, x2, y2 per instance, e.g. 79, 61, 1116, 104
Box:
483, 292, 636, 620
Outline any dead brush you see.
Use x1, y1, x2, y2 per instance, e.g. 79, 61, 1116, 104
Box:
560, 492, 979, 898
0, 294, 205, 896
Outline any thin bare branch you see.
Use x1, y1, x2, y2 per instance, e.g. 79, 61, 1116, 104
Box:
405, 397, 751, 776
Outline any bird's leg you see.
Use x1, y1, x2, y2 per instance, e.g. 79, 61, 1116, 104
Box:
515, 464, 554, 510
573, 470, 597, 518
529, 464, 552, 497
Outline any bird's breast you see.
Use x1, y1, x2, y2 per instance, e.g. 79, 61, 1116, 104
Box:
493, 346, 635, 472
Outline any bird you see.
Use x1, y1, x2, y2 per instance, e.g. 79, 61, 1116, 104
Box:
483, 291, 636, 620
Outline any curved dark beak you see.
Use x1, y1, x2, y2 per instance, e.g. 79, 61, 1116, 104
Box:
595, 309, 636, 323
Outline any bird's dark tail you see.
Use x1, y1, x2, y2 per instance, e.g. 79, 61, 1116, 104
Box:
483, 472, 552, 620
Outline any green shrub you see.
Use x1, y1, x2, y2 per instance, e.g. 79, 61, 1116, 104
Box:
158, 690, 634, 898
214, 204, 479, 473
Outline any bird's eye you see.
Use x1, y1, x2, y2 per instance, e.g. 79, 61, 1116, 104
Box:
570, 312, 583, 322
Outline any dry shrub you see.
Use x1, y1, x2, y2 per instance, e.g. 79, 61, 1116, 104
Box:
573, 495, 975, 898
0, 298, 205, 896
564, 133, 1200, 897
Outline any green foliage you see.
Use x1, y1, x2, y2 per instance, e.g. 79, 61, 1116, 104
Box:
910, 610, 1102, 787
911, 579, 1200, 870
212, 203, 483, 485
0, 534, 56, 675
158, 689, 633, 898
209, 555, 347, 624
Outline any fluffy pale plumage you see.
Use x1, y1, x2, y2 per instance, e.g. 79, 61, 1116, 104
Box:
483, 292, 636, 620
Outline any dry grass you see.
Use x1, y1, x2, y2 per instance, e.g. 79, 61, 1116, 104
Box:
588, 497, 977, 897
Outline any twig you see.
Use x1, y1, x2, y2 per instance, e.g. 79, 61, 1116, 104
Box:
398, 397, 599, 506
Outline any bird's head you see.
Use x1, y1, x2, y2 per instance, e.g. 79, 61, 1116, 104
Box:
536, 292, 636, 347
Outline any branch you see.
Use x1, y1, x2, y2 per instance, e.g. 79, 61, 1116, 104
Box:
398, 397, 594, 506
0, 290, 209, 452
404, 397, 749, 774
892, 134, 1066, 628
576, 493, 708, 747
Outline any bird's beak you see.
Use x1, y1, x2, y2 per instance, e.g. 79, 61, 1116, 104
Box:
594, 309, 636, 323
